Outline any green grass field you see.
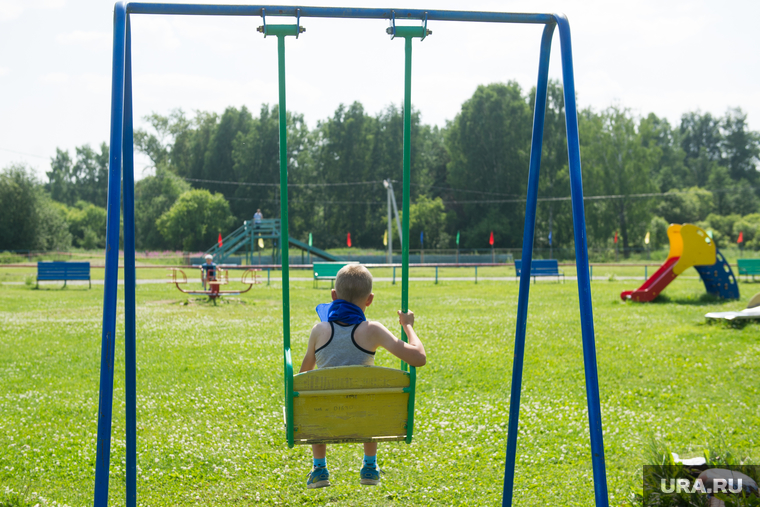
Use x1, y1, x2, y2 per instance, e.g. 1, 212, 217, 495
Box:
1, 272, 759, 506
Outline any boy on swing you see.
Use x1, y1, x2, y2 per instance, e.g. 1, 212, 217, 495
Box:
299, 264, 427, 488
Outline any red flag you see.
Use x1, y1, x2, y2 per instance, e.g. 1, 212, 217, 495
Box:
347, 232, 352, 248
614, 231, 618, 244
738, 231, 744, 244
218, 232, 223, 247
489, 231, 494, 246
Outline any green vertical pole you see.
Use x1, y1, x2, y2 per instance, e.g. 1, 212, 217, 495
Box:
401, 35, 412, 358
401, 34, 415, 445
277, 32, 294, 448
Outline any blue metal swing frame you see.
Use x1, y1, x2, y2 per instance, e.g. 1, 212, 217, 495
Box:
95, 3, 608, 506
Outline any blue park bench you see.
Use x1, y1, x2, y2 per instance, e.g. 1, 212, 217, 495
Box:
36, 261, 91, 289
312, 261, 358, 288
514, 259, 564, 283
737, 259, 760, 282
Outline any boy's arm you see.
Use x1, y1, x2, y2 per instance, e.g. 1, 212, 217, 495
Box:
369, 310, 426, 367
299, 325, 319, 373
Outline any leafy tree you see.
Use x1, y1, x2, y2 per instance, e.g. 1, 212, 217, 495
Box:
721, 108, 759, 184
648, 216, 670, 251
446, 82, 532, 248
655, 187, 714, 224
639, 113, 688, 192
47, 149, 74, 205
46, 143, 109, 207
408, 196, 450, 249
703, 213, 741, 247
156, 189, 235, 251
231, 104, 310, 225
737, 213, 760, 250
680, 111, 723, 164
579, 107, 659, 255
172, 111, 220, 182
134, 109, 192, 169
307, 102, 381, 248
0, 164, 71, 251
134, 168, 191, 250
65, 201, 108, 249
530, 79, 572, 251
0, 164, 45, 251
202, 106, 253, 198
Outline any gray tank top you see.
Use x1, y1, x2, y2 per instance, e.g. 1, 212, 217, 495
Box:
315, 322, 375, 368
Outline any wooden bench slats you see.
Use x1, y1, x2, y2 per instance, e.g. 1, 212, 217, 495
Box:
292, 365, 410, 444
738, 259, 760, 280
36, 262, 91, 288
514, 259, 564, 283
738, 259, 760, 273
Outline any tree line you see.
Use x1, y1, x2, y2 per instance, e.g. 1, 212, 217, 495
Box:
2, 79, 760, 255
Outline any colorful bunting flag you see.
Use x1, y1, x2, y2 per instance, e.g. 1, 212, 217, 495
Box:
258, 238, 264, 249
456, 231, 460, 246
738, 231, 744, 244
644, 231, 650, 245
347, 232, 352, 248
420, 231, 424, 247
614, 231, 618, 244
218, 232, 223, 247
308, 232, 313, 247
489, 231, 494, 246
383, 230, 388, 247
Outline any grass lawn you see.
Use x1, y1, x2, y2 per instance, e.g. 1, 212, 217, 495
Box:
1, 272, 759, 506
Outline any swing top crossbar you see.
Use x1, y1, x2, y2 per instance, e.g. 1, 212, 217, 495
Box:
125, 3, 556, 25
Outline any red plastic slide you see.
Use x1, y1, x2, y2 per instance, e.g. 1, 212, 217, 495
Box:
620, 256, 680, 302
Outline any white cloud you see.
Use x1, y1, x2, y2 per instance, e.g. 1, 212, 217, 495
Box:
0, 0, 24, 22
79, 73, 110, 94
0, 0, 65, 22
0, 67, 9, 77
131, 17, 181, 51
57, 30, 110, 45
41, 72, 69, 83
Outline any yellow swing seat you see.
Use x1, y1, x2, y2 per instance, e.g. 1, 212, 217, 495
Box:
290, 365, 411, 445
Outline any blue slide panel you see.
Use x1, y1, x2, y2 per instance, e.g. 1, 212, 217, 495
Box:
695, 248, 740, 300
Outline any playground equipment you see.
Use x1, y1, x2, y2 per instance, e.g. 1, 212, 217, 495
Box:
206, 218, 339, 264
705, 292, 760, 321
621, 224, 739, 302
94, 5, 609, 507
167, 267, 260, 299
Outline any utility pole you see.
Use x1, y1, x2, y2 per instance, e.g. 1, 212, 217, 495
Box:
385, 180, 392, 263
383, 179, 403, 260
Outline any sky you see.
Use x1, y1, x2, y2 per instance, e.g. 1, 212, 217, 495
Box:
2, 0, 760, 180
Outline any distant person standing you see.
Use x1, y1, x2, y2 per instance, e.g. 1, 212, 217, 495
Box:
254, 209, 263, 232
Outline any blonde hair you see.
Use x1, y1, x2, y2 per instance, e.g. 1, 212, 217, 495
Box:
335, 264, 373, 303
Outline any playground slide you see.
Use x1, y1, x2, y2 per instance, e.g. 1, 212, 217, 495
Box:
620, 256, 679, 302
205, 218, 340, 263
287, 237, 340, 261
621, 224, 740, 302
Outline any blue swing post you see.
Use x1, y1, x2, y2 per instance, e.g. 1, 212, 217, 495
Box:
95, 4, 608, 506
502, 15, 608, 506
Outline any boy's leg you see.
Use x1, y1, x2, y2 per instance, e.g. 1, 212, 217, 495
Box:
360, 442, 381, 486
307, 444, 330, 489
363, 442, 377, 460
312, 444, 327, 460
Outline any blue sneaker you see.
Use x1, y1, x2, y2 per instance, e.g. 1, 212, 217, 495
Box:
307, 466, 330, 489
360, 464, 381, 486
